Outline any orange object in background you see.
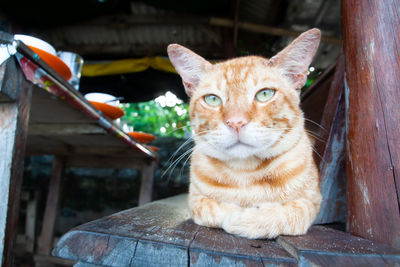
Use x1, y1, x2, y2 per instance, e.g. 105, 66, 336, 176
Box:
89, 101, 125, 119
127, 132, 156, 144
27, 45, 72, 81
147, 145, 160, 152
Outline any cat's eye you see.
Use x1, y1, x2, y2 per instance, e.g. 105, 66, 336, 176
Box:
255, 89, 275, 102
204, 94, 222, 106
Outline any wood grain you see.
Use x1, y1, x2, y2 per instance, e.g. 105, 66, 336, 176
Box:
278, 226, 400, 266
53, 195, 296, 266
37, 156, 65, 255
0, 57, 32, 267
138, 161, 157, 206
301, 53, 346, 224
190, 225, 296, 266
342, 0, 400, 248
53, 194, 400, 266
314, 90, 346, 224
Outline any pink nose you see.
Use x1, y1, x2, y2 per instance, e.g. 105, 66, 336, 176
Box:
226, 118, 248, 132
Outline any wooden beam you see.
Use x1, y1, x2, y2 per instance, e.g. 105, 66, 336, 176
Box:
342, 0, 400, 248
37, 156, 65, 255
0, 57, 22, 102
0, 57, 32, 267
65, 155, 145, 169
138, 161, 157, 206
210, 17, 342, 45
28, 123, 106, 135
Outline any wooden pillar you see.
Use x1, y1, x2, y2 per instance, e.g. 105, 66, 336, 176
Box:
138, 161, 157, 206
0, 58, 33, 266
342, 0, 400, 248
37, 156, 65, 256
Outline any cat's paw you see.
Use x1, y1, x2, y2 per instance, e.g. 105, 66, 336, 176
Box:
222, 208, 280, 239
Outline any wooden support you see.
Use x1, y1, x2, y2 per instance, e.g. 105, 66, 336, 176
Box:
65, 155, 144, 169
314, 89, 346, 224
28, 123, 106, 135
342, 0, 400, 248
313, 53, 345, 163
25, 190, 38, 253
37, 156, 65, 256
210, 17, 342, 45
138, 161, 157, 206
301, 53, 346, 224
0, 58, 33, 267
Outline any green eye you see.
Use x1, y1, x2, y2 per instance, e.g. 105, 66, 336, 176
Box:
204, 94, 222, 106
255, 89, 275, 102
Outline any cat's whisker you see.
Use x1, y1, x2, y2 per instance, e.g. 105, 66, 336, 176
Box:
165, 136, 194, 166
163, 125, 191, 136
305, 130, 327, 144
163, 147, 194, 180
311, 146, 326, 164
293, 115, 328, 133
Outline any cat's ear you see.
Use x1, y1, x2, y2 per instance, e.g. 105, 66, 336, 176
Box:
167, 44, 212, 97
269, 28, 321, 90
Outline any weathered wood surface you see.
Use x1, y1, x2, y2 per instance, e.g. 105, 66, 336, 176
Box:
301, 53, 346, 224
279, 225, 400, 266
37, 156, 65, 256
313, 52, 345, 163
0, 57, 32, 267
314, 90, 346, 224
53, 194, 400, 266
53, 194, 296, 266
342, 0, 400, 248
314, 54, 346, 224
0, 57, 22, 102
65, 156, 146, 169
29, 123, 107, 135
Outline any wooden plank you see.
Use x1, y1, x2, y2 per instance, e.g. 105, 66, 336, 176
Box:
29, 123, 106, 135
53, 195, 197, 266
0, 57, 32, 267
314, 90, 346, 224
53, 194, 400, 266
314, 52, 345, 163
0, 57, 21, 102
342, 0, 400, 248
37, 156, 65, 255
278, 226, 400, 266
27, 143, 146, 158
25, 191, 38, 253
34, 254, 76, 267
301, 54, 346, 224
138, 161, 157, 206
29, 86, 95, 124
53, 194, 296, 266
66, 156, 145, 169
209, 17, 342, 45
190, 226, 296, 266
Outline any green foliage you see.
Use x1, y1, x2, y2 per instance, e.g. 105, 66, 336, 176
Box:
120, 100, 191, 138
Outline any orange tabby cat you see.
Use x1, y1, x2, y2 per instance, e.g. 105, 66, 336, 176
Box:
167, 28, 322, 239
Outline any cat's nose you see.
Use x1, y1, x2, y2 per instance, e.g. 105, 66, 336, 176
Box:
226, 118, 248, 132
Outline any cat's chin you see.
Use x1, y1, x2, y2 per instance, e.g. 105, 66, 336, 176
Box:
202, 142, 263, 161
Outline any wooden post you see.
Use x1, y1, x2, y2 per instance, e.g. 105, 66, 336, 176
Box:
138, 161, 157, 206
342, 0, 400, 248
0, 58, 33, 267
37, 156, 65, 255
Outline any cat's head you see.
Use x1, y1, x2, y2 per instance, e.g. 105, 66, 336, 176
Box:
168, 29, 320, 161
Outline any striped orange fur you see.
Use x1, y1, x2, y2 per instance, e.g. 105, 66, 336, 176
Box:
168, 28, 322, 239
